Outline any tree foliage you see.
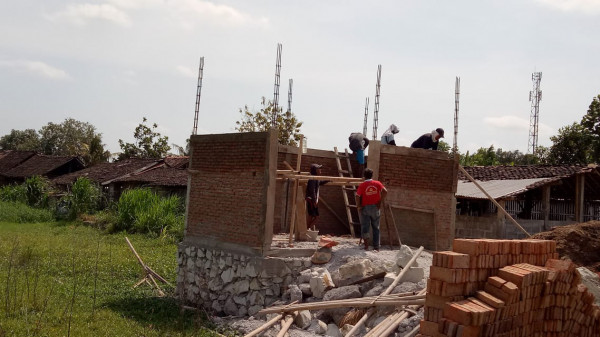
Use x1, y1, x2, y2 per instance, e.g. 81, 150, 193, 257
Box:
580, 94, 600, 162
0, 118, 109, 165
118, 117, 170, 160
0, 129, 41, 152
235, 97, 303, 146
546, 123, 593, 164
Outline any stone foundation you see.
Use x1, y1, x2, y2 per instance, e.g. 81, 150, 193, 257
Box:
176, 241, 312, 316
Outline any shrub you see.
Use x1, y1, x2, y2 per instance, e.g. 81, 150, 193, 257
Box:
115, 188, 184, 237
0, 200, 54, 223
0, 184, 27, 204
23, 176, 51, 208
60, 177, 102, 220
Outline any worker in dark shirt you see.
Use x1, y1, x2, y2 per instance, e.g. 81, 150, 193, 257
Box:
348, 132, 369, 177
305, 163, 329, 230
411, 128, 444, 150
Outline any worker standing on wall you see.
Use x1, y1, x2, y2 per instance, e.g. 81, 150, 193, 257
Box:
355, 168, 387, 252
348, 132, 369, 178
411, 128, 444, 150
380, 124, 399, 145
305, 163, 329, 231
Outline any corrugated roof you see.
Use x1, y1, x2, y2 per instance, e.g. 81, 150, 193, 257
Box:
456, 178, 549, 200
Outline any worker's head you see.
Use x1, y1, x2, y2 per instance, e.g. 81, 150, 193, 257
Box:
390, 124, 399, 134
364, 168, 374, 179
435, 128, 445, 141
310, 163, 323, 175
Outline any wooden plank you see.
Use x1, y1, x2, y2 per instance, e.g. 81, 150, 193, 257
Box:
295, 185, 308, 241
288, 136, 303, 245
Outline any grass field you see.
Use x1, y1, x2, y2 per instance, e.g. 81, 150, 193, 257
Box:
0, 221, 230, 337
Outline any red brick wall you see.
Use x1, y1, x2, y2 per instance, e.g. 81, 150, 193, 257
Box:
374, 144, 458, 250
185, 131, 276, 252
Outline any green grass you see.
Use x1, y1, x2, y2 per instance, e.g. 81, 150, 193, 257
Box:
0, 221, 233, 337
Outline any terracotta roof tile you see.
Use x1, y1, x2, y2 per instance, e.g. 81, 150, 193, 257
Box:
52, 158, 158, 185
0, 150, 37, 174
112, 166, 188, 186
2, 154, 83, 178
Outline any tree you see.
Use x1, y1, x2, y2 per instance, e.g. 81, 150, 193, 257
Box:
0, 129, 41, 151
38, 118, 110, 165
235, 97, 303, 146
0, 119, 109, 165
118, 117, 170, 160
580, 94, 600, 162
546, 123, 593, 164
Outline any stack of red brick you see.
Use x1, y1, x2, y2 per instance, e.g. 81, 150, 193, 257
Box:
419, 239, 600, 337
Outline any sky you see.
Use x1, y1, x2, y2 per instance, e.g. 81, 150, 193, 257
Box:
1, 0, 599, 157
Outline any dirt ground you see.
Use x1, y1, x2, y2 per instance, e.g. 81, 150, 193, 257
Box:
531, 220, 600, 273
212, 233, 433, 336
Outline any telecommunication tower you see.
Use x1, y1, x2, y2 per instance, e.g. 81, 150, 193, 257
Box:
453, 77, 460, 154
372, 65, 381, 140
192, 57, 204, 135
272, 43, 282, 127
363, 97, 369, 136
528, 72, 542, 154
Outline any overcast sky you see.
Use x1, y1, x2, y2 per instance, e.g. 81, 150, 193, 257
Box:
1, 0, 599, 157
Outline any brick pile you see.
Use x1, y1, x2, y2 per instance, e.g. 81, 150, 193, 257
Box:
419, 239, 600, 337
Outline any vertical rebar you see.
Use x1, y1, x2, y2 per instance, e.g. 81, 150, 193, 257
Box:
363, 97, 369, 136
272, 43, 282, 127
372, 65, 381, 140
192, 57, 204, 135
453, 76, 460, 154
528, 72, 542, 154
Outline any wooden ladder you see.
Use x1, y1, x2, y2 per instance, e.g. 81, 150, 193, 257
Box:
334, 147, 358, 237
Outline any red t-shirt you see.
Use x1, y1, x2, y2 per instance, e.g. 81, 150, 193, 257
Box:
356, 179, 385, 206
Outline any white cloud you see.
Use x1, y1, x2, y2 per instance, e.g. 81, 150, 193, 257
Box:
46, 3, 132, 26
107, 0, 165, 9
175, 65, 197, 78
0, 60, 70, 80
169, 0, 269, 28
534, 0, 600, 14
484, 115, 530, 130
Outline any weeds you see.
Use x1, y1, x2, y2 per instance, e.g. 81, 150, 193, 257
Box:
0, 222, 222, 336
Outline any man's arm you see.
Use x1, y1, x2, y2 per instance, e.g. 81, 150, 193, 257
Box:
355, 194, 362, 212
378, 186, 388, 209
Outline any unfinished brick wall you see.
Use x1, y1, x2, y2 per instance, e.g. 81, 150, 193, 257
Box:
185, 131, 277, 255
274, 146, 360, 236
369, 142, 458, 250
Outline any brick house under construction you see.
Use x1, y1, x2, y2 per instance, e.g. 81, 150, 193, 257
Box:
176, 130, 458, 313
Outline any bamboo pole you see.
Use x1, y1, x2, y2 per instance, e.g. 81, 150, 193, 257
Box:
458, 165, 531, 237
387, 204, 402, 246
243, 314, 283, 337
244, 301, 299, 337
377, 289, 426, 337
275, 314, 295, 337
259, 293, 425, 314
344, 246, 424, 337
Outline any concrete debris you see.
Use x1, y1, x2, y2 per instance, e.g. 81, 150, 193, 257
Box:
396, 244, 419, 268
294, 310, 312, 329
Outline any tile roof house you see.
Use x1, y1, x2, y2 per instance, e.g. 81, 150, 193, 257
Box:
0, 150, 37, 184
0, 152, 84, 185
455, 164, 600, 240
52, 156, 188, 200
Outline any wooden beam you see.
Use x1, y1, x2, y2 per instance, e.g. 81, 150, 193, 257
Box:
389, 204, 434, 214
288, 136, 304, 245
575, 173, 585, 223
279, 174, 364, 183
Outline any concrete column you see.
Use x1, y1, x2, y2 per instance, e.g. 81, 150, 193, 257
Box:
367, 140, 381, 180
496, 199, 506, 238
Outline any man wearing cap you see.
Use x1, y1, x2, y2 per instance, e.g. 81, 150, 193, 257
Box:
305, 163, 330, 230
410, 128, 445, 150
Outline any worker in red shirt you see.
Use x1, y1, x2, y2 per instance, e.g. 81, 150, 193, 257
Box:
355, 168, 387, 251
